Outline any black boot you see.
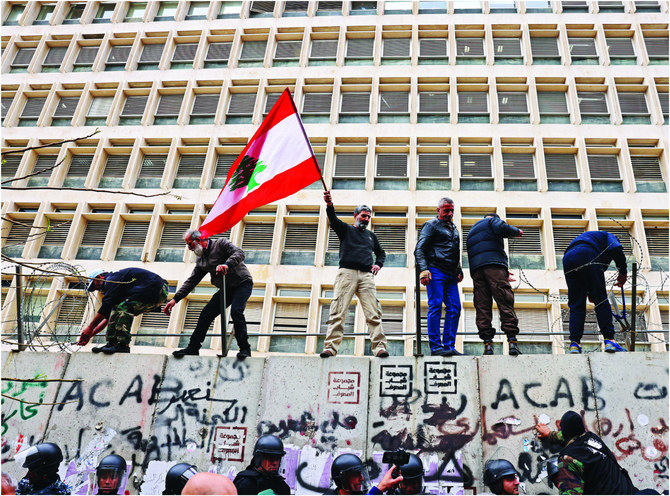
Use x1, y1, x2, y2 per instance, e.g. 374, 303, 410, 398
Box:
483, 341, 494, 355
508, 340, 522, 356
173, 346, 199, 358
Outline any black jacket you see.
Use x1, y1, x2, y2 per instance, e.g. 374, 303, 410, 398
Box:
414, 218, 463, 277
327, 205, 385, 272
233, 467, 291, 495
564, 231, 627, 275
466, 215, 520, 274
99, 268, 167, 318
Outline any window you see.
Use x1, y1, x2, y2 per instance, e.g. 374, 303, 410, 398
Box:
205, 42, 232, 68
99, 155, 129, 188
417, 153, 450, 189
490, 1, 516, 12
64, 3, 85, 23
170, 43, 198, 69
136, 154, 167, 188
241, 222, 274, 264
658, 90, 668, 124
283, 1, 308, 16
333, 153, 366, 189
138, 42, 165, 70
86, 96, 113, 126
239, 40, 267, 66
179, 300, 210, 348
645, 226, 669, 271
635, 0, 661, 12
544, 153, 579, 191
74, 45, 98, 72
538, 91, 570, 123
418, 38, 448, 65
631, 156, 666, 193
309, 39, 338, 65
553, 225, 585, 268
302, 92, 332, 123
93, 3, 115, 23
530, 36, 560, 64
606, 36, 636, 65
498, 91, 529, 123
617, 91, 649, 124
270, 290, 310, 353
4, 4, 24, 25
281, 222, 318, 265
418, 90, 449, 123
378, 90, 409, 123
372, 223, 407, 266
350, 1, 377, 15
51, 96, 79, 126
458, 91, 489, 123
64, 154, 92, 187
76, 220, 110, 259
156, 221, 189, 261
42, 46, 67, 72
155, 1, 179, 20
249, 1, 275, 17
120, 94, 148, 125
115, 219, 150, 260
644, 36, 669, 64
316, 1, 342, 15
381, 38, 410, 65
319, 291, 356, 352
587, 154, 622, 192
218, 1, 242, 18
569, 37, 599, 65
154, 93, 183, 125
2, 217, 32, 258
494, 38, 522, 64
19, 97, 46, 126
34, 4, 55, 25
135, 310, 171, 347
418, 1, 448, 13
345, 38, 374, 65
1, 95, 14, 124
460, 154, 493, 190
562, 0, 589, 12
173, 154, 205, 188
273, 40, 301, 66
508, 225, 543, 269
578, 91, 609, 124
212, 154, 236, 188
125, 2, 147, 21
375, 154, 407, 189
1, 155, 22, 184
10, 48, 35, 73
190, 93, 219, 124
598, 1, 624, 12
105, 45, 131, 71
503, 153, 536, 190
226, 93, 256, 123
186, 1, 209, 20
385, 0, 413, 13
54, 293, 88, 339
38, 219, 72, 258
340, 91, 371, 123
456, 38, 485, 64
526, 0, 552, 12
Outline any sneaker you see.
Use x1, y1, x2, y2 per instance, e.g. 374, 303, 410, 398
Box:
569, 341, 582, 354
484, 341, 494, 355
443, 347, 463, 356
319, 349, 335, 358
173, 346, 199, 358
375, 349, 389, 358
508, 340, 522, 356
604, 339, 628, 353
102, 343, 130, 354
430, 348, 446, 356
236, 351, 251, 360
91, 343, 111, 353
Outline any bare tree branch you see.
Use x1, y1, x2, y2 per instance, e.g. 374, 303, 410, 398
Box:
0, 130, 101, 156
1, 156, 67, 185
1, 393, 78, 406
2, 186, 178, 198
2, 377, 83, 383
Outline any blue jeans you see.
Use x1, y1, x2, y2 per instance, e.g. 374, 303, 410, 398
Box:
563, 245, 614, 342
426, 268, 461, 351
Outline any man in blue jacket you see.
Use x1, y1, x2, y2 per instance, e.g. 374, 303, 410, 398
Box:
415, 197, 464, 356
466, 213, 523, 356
563, 231, 628, 353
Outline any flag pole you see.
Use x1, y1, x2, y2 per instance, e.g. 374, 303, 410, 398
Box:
284, 88, 329, 191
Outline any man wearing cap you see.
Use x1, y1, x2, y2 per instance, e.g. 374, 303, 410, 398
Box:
535, 410, 638, 494
76, 268, 169, 354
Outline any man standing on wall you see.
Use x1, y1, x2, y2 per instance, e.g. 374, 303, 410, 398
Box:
466, 213, 523, 356
164, 229, 253, 359
562, 230, 628, 354
414, 197, 464, 356
320, 191, 389, 358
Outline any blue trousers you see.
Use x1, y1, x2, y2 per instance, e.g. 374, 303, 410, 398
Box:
426, 268, 461, 351
563, 245, 615, 342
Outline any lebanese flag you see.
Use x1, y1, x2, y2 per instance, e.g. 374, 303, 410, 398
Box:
200, 88, 322, 238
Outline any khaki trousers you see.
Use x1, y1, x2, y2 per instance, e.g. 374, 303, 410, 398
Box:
324, 268, 387, 355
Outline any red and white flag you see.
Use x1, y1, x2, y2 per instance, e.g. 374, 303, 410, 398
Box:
200, 88, 322, 238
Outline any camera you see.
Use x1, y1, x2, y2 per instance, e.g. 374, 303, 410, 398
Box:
382, 450, 410, 477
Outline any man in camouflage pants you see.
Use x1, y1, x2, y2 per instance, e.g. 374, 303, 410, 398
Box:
77, 268, 169, 354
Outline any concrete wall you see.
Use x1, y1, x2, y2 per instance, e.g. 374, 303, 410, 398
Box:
1, 350, 668, 495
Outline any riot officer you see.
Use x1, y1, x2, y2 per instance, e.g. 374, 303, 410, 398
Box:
544, 456, 559, 488
329, 454, 372, 495
96, 454, 126, 495
162, 463, 197, 495
483, 459, 519, 495
233, 435, 290, 494
15, 442, 70, 495
395, 454, 424, 495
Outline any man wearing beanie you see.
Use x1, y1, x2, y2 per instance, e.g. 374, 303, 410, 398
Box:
535, 410, 638, 494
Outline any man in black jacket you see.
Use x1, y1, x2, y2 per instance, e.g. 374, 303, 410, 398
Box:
466, 213, 523, 356
233, 435, 290, 495
415, 197, 464, 356
164, 229, 253, 359
320, 191, 389, 358
535, 410, 638, 495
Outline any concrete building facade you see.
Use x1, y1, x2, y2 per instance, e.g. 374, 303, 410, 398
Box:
1, 0, 668, 357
